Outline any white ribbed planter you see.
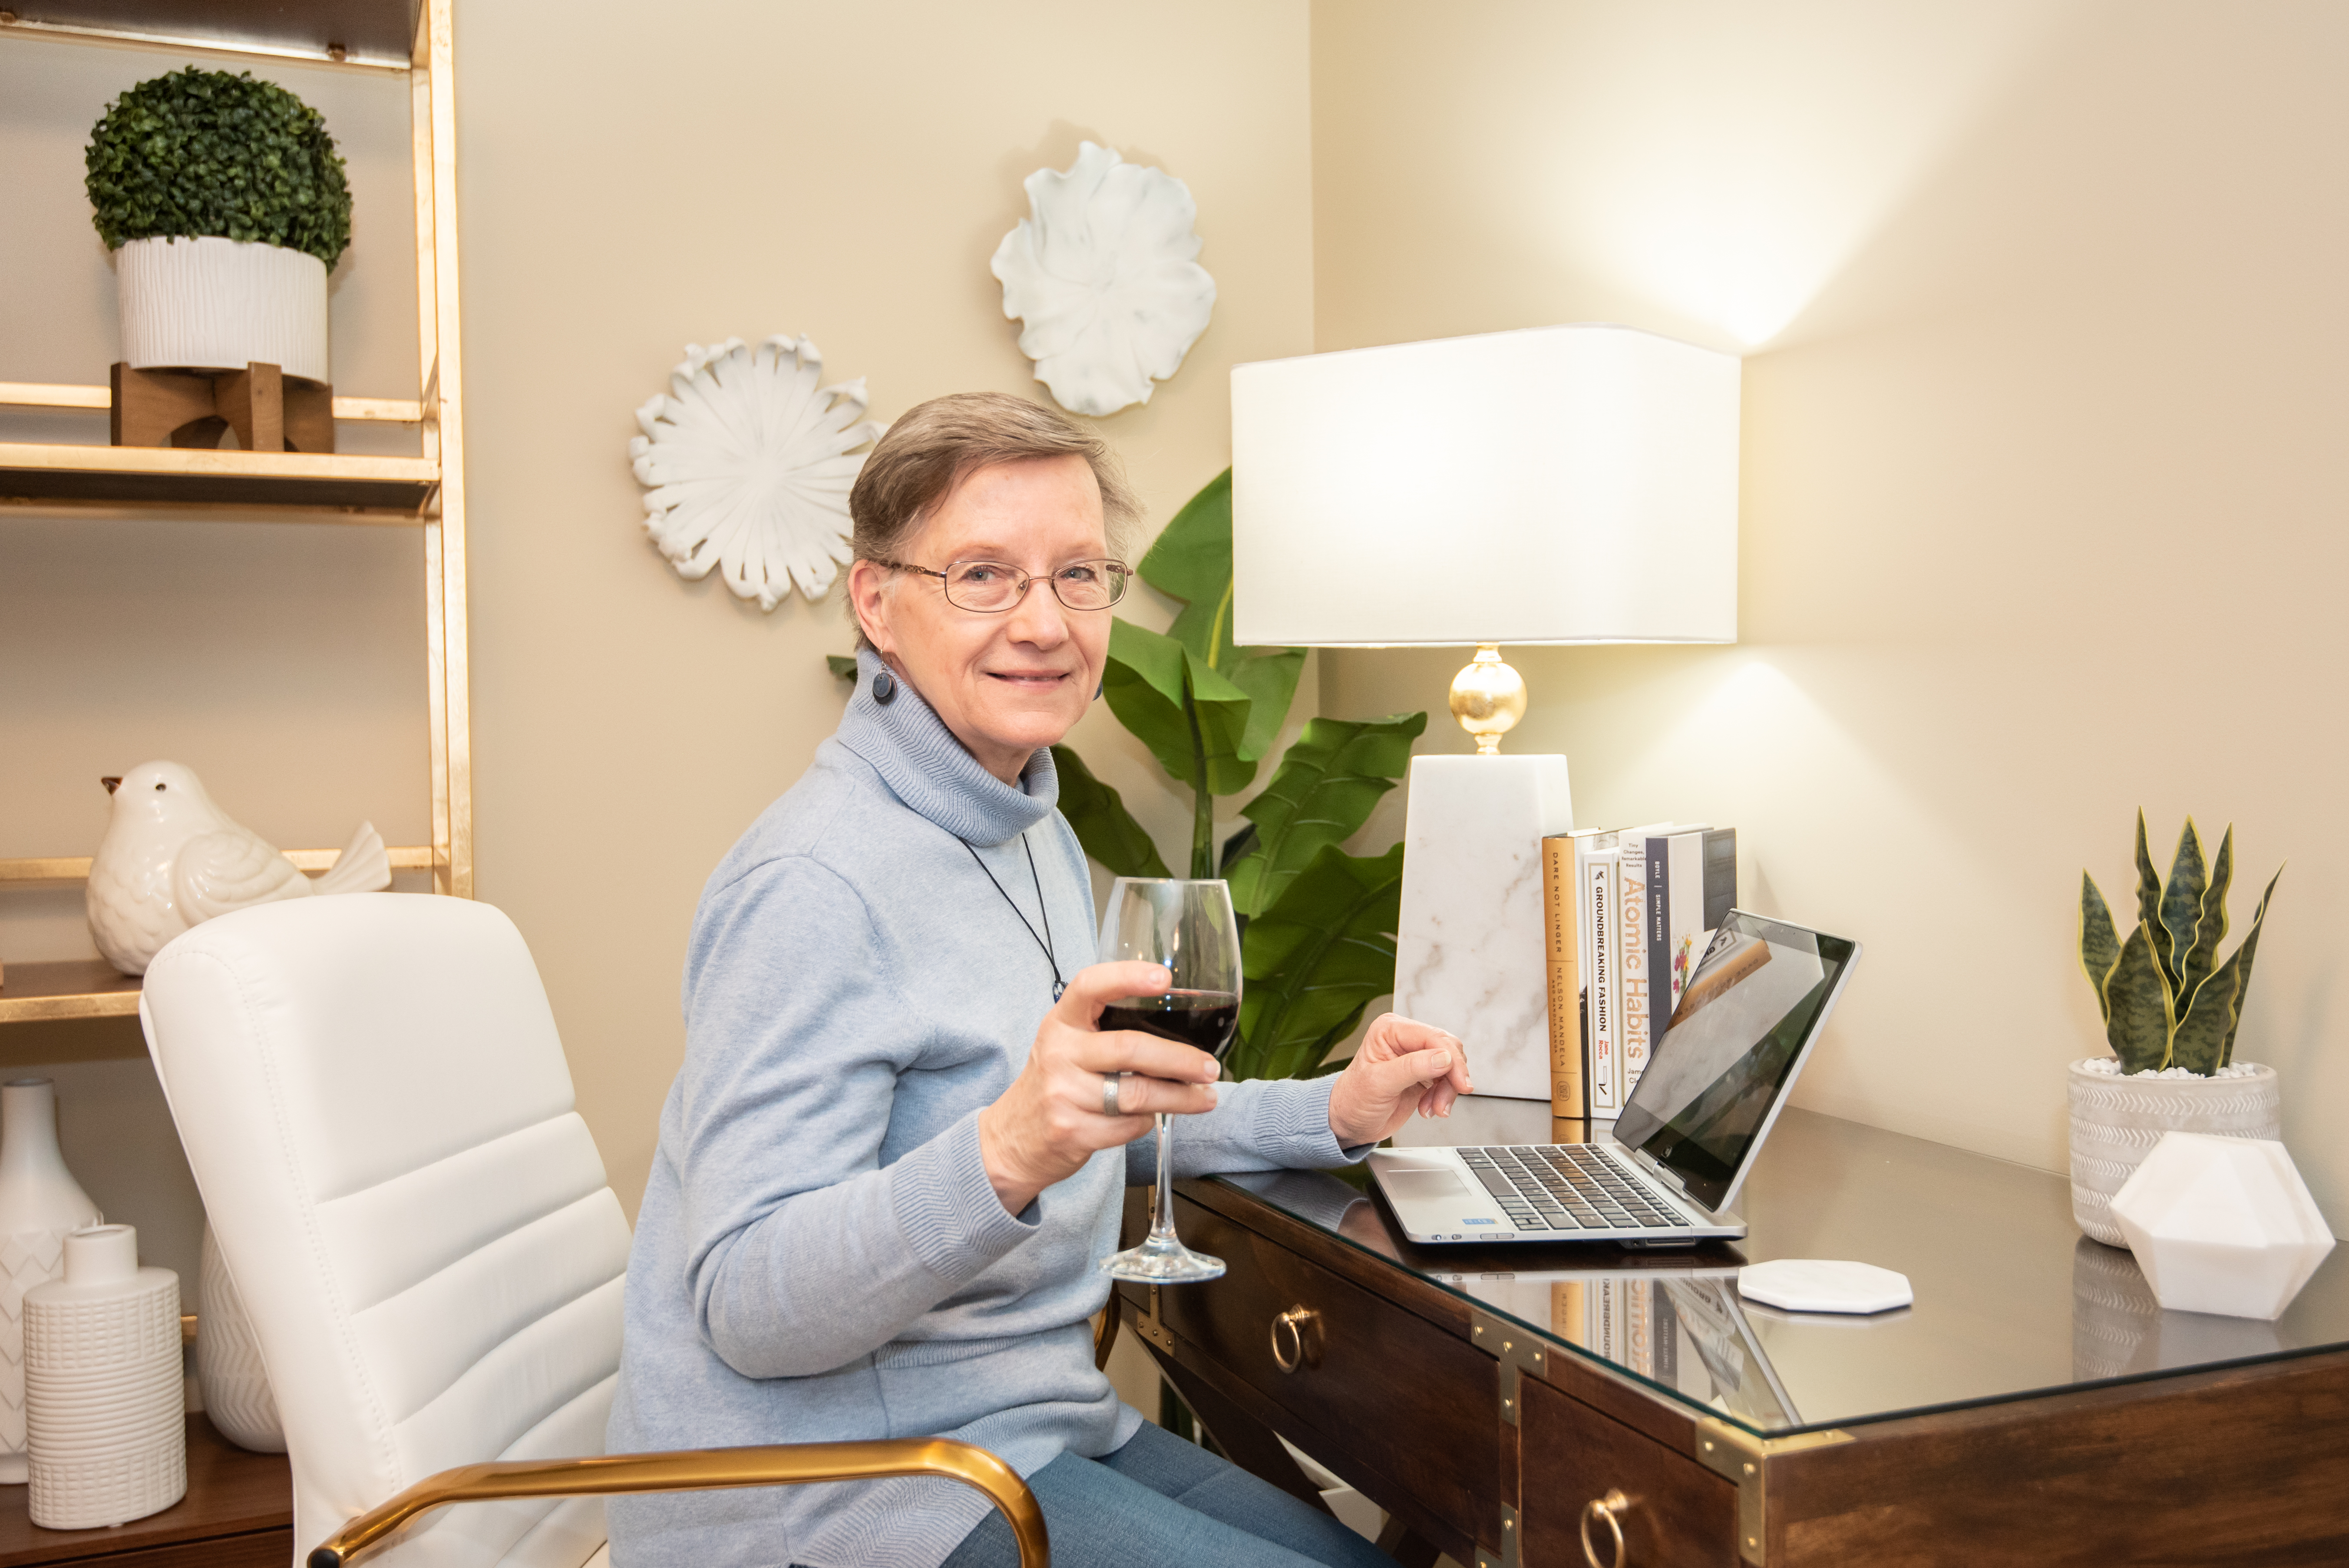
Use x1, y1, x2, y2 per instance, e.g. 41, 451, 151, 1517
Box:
2068, 1059, 2280, 1246
116, 236, 328, 382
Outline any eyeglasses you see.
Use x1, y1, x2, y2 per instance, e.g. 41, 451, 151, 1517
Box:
879, 558, 1133, 613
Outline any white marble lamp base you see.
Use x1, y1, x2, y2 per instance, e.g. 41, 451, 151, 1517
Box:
1392, 753, 1574, 1103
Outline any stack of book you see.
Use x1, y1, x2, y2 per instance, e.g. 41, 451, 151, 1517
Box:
1540, 824, 1737, 1120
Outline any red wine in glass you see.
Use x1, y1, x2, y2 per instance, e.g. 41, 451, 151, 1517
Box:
1096, 990, 1239, 1056
1097, 878, 1240, 1284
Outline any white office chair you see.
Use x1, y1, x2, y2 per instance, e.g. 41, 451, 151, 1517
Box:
139, 894, 1044, 1568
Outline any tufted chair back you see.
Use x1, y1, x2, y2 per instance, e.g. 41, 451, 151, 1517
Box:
141, 895, 630, 1568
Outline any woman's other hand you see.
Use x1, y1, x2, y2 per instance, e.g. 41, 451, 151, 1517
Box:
977, 961, 1221, 1215
1326, 1013, 1473, 1147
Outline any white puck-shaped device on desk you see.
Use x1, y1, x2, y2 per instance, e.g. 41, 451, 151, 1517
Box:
24, 1225, 187, 1528
1738, 1258, 1914, 1315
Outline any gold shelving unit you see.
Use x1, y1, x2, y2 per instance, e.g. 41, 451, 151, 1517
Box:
0, 0, 473, 1026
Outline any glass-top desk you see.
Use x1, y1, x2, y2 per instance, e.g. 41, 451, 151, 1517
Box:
1238, 1103, 2349, 1436
1117, 1103, 2349, 1567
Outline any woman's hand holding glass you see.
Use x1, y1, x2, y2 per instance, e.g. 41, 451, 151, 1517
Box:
975, 961, 1219, 1217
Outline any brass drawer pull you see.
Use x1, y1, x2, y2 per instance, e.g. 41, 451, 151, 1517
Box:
1579, 1488, 1629, 1568
1269, 1306, 1322, 1372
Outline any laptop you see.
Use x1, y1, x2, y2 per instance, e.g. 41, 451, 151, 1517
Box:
1368, 909, 1861, 1245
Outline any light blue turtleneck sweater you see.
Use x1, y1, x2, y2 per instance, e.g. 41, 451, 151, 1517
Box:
606, 652, 1355, 1568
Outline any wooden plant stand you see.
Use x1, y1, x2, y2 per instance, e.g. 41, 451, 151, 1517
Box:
110, 363, 334, 453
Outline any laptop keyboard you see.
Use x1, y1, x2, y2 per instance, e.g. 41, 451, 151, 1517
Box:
1459, 1145, 1694, 1231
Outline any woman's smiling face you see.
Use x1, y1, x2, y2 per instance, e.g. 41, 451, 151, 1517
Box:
849, 454, 1112, 783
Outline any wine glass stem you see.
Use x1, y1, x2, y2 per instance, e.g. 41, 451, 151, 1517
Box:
1150, 1112, 1180, 1243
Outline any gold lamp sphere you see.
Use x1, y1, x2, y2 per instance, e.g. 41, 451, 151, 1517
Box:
1448, 644, 1527, 755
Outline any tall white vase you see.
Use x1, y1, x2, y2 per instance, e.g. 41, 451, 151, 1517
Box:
25, 1225, 186, 1529
0, 1080, 102, 1484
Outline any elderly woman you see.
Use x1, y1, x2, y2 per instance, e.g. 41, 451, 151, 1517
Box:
608, 393, 1472, 1568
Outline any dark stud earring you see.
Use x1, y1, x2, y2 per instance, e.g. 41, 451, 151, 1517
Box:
872, 671, 897, 704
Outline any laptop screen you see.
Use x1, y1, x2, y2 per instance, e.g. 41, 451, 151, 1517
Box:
1610, 911, 1859, 1211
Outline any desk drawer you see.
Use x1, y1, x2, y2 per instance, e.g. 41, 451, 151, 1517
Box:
1152, 1195, 1499, 1544
1520, 1377, 1736, 1567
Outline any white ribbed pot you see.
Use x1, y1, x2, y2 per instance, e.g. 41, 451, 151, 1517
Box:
2068, 1059, 2281, 1246
116, 236, 329, 382
24, 1225, 185, 1530
0, 1079, 103, 1485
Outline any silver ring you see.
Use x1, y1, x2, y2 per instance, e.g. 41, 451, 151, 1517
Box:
1102, 1072, 1123, 1116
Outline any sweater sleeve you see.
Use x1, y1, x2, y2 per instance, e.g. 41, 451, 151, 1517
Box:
676, 856, 1037, 1379
1122, 1073, 1367, 1185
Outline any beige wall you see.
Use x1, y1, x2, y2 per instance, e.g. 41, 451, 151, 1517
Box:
456, 0, 1315, 1217
13, 0, 2349, 1299
1312, 0, 2349, 1230
0, 1, 1313, 1303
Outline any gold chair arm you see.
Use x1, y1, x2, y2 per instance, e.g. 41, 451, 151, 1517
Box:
1094, 1299, 1121, 1371
307, 1438, 1047, 1568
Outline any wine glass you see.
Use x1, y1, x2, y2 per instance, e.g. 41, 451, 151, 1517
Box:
1096, 877, 1242, 1284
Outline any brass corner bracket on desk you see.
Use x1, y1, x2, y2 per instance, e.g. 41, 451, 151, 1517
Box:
1696, 1416, 1852, 1566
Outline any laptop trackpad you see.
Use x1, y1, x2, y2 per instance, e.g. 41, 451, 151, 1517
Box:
1383, 1169, 1471, 1202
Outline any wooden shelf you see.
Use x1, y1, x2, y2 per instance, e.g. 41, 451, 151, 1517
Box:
0, 444, 438, 517
0, 848, 438, 1023
0, 845, 437, 887
0, 382, 424, 424
0, 0, 420, 73
0, 960, 142, 1024
0, 1415, 290, 1568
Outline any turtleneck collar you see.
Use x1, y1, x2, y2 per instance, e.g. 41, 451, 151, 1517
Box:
835, 647, 1058, 848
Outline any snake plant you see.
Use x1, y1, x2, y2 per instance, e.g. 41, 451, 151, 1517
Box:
2079, 812, 2282, 1074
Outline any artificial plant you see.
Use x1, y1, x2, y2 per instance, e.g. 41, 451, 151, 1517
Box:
86, 68, 352, 267
833, 469, 1426, 1082
2078, 812, 2282, 1075
1061, 470, 1427, 1082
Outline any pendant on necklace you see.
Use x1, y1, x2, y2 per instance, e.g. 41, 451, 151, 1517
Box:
1052, 980, 1066, 1002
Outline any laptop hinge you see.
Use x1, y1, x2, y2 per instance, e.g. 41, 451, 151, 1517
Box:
1630, 1145, 1692, 1198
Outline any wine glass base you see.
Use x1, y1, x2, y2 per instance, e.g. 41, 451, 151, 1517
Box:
1100, 1233, 1226, 1283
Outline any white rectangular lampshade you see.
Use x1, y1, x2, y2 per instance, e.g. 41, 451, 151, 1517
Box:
1231, 324, 1739, 647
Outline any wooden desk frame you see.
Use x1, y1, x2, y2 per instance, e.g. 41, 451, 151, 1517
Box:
1120, 1180, 2349, 1568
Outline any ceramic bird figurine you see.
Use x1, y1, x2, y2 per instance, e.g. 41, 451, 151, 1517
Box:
85, 761, 391, 975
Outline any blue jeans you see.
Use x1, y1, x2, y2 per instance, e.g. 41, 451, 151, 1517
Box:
935, 1422, 1398, 1568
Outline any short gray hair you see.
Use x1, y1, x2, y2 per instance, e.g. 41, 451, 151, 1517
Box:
845, 393, 1142, 648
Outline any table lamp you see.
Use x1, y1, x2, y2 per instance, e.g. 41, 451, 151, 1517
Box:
1230, 324, 1739, 1100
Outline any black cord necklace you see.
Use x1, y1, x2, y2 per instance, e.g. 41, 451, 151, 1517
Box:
962, 834, 1064, 1001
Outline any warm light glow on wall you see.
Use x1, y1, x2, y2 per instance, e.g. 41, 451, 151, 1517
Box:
1523, 2, 2081, 347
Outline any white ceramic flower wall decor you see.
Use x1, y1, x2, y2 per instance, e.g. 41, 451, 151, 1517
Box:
991, 142, 1217, 418
629, 335, 883, 611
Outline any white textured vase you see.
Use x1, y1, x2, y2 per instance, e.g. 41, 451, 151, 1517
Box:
195, 1226, 282, 1452
25, 1225, 185, 1529
2067, 1059, 2280, 1246
116, 236, 330, 383
0, 1080, 102, 1484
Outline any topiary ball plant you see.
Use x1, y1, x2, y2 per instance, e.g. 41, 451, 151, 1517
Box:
85, 67, 351, 267
2079, 812, 2283, 1076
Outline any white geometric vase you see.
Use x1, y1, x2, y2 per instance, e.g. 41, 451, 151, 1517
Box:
25, 1225, 186, 1529
0, 1079, 102, 1484
2108, 1132, 2336, 1320
116, 236, 330, 383
2066, 1059, 2280, 1246
195, 1226, 283, 1452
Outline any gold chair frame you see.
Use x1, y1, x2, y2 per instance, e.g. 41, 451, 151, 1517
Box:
307, 1247, 1126, 1568
308, 1438, 1048, 1568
